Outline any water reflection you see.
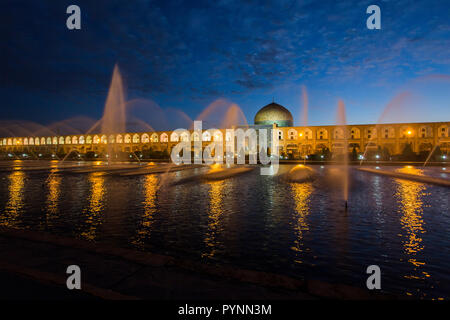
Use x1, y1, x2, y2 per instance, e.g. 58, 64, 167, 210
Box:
202, 180, 225, 259
132, 174, 158, 248
395, 166, 429, 282
79, 172, 106, 241
290, 182, 313, 261
45, 174, 61, 227
1, 170, 25, 227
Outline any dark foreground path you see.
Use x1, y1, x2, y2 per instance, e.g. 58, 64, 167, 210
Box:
0, 227, 391, 300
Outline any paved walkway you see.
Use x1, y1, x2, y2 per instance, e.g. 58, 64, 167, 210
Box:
0, 227, 390, 300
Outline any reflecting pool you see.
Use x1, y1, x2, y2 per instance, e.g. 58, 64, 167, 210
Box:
0, 161, 449, 299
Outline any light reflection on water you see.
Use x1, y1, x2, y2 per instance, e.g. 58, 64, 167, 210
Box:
1, 170, 25, 227
0, 162, 448, 299
45, 174, 61, 227
79, 172, 106, 241
132, 174, 158, 248
290, 182, 313, 260
394, 166, 429, 284
202, 180, 226, 259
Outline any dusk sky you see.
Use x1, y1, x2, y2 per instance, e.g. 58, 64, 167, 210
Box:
1, 0, 449, 132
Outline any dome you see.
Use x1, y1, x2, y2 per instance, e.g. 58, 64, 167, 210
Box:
254, 102, 293, 127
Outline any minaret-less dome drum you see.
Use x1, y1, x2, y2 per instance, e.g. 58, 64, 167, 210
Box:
254, 102, 293, 127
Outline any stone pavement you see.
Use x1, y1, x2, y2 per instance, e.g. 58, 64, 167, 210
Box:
0, 227, 392, 300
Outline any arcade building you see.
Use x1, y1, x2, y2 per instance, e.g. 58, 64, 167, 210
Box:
1, 102, 449, 161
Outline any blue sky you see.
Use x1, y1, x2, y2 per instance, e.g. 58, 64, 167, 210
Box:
0, 0, 449, 132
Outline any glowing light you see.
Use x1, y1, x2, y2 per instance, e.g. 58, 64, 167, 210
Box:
132, 174, 158, 248
202, 180, 225, 259
1, 171, 25, 227
208, 163, 223, 173
407, 130, 412, 135
375, 154, 380, 159
394, 166, 427, 280
290, 182, 313, 258
299, 133, 303, 137
80, 172, 105, 241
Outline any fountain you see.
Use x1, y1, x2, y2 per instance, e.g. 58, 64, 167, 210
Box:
336, 99, 349, 209
100, 64, 126, 162
359, 92, 414, 165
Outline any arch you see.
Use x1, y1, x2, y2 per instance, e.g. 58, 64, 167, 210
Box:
160, 133, 168, 142
202, 131, 211, 142
46, 137, 52, 145
101, 135, 108, 144
381, 126, 395, 139
181, 131, 190, 142
418, 125, 432, 138
213, 130, 222, 142
288, 128, 297, 140
365, 127, 377, 139
28, 137, 34, 145
52, 137, 58, 145
171, 132, 179, 142
116, 134, 123, 143
79, 136, 85, 144
334, 128, 345, 139
192, 132, 200, 142
438, 125, 448, 138
132, 134, 140, 144
108, 135, 115, 144
350, 127, 360, 139
277, 130, 284, 141
124, 134, 131, 143
24, 138, 28, 145
299, 128, 312, 140
35, 138, 40, 146
141, 133, 150, 143
7, 138, 13, 146
72, 136, 78, 144
316, 128, 328, 140
150, 133, 158, 142
93, 135, 100, 144
58, 136, 64, 145
400, 126, 413, 138
64, 136, 71, 144
86, 136, 92, 144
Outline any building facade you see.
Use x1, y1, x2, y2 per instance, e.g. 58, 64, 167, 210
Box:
1, 102, 449, 159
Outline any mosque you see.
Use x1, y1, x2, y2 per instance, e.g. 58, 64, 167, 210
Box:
1, 102, 449, 160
